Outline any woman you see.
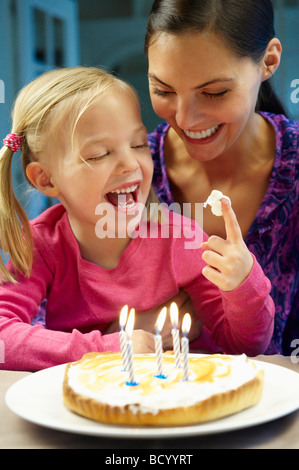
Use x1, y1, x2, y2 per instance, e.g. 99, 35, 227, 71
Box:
145, 0, 299, 355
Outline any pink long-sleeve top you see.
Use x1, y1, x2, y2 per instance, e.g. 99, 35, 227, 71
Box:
0, 204, 274, 371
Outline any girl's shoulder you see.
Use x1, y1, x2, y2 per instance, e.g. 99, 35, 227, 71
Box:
29, 203, 71, 252
30, 203, 67, 233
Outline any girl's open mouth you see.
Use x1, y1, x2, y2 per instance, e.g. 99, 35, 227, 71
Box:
105, 183, 139, 211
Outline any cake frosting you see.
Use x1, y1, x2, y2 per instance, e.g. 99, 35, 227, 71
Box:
63, 352, 264, 426
203, 190, 231, 216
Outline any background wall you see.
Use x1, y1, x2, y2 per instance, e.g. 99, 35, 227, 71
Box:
79, 0, 299, 131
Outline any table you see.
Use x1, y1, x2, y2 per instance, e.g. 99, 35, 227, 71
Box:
1, 355, 299, 449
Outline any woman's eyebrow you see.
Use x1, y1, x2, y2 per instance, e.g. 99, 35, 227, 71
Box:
148, 73, 235, 90
148, 73, 174, 89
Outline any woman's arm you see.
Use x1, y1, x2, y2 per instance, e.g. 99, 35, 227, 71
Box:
106, 289, 203, 349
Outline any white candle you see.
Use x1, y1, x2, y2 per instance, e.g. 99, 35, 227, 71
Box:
154, 307, 167, 378
126, 338, 136, 385
119, 305, 128, 371
125, 308, 138, 386
170, 302, 181, 368
181, 313, 191, 381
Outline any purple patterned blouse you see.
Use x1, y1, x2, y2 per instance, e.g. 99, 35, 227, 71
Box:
148, 112, 299, 355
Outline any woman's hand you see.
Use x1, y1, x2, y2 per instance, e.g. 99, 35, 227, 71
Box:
106, 290, 203, 349
131, 330, 155, 353
157, 296, 203, 349
201, 198, 254, 291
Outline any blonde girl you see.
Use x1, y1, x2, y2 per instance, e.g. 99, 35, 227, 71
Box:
0, 67, 274, 371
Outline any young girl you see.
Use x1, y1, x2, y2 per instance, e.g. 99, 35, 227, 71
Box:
0, 67, 274, 371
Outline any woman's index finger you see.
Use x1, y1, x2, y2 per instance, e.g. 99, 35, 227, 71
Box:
221, 198, 243, 243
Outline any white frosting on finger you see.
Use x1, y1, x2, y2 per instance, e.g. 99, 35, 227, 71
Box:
203, 190, 231, 216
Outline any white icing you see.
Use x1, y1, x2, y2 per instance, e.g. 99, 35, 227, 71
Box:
67, 354, 258, 415
203, 190, 231, 216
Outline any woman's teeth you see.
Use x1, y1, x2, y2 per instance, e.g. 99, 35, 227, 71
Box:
110, 184, 138, 195
184, 125, 220, 140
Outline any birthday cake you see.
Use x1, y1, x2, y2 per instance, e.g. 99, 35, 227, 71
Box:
63, 352, 264, 426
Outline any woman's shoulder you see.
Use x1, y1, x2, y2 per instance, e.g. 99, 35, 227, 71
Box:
147, 121, 170, 149
261, 112, 299, 145
261, 112, 298, 179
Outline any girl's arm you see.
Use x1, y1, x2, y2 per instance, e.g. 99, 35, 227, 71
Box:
183, 255, 274, 355
0, 256, 154, 371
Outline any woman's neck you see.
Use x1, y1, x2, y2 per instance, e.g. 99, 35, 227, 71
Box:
167, 112, 274, 189
165, 112, 276, 239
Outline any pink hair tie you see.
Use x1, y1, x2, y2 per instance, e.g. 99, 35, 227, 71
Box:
3, 133, 22, 153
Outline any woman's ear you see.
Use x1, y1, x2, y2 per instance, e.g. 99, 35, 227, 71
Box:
262, 38, 282, 82
26, 162, 59, 197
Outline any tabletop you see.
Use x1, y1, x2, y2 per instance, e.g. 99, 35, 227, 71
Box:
1, 355, 299, 450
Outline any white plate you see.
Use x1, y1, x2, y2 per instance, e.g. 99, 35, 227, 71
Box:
5, 360, 299, 438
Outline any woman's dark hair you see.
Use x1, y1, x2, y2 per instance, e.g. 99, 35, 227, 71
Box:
145, 0, 287, 115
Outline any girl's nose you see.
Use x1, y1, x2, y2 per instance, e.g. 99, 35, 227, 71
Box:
115, 150, 140, 175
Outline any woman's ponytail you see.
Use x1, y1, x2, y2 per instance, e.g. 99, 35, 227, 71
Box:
256, 80, 288, 116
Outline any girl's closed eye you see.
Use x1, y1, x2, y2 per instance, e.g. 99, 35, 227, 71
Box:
132, 142, 149, 149
85, 152, 109, 163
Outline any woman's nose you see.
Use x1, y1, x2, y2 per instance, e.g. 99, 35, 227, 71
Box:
175, 96, 204, 130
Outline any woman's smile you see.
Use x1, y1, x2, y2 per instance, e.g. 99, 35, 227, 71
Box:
183, 124, 223, 144
148, 32, 264, 161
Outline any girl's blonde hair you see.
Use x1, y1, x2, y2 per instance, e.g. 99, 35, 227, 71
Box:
0, 66, 158, 284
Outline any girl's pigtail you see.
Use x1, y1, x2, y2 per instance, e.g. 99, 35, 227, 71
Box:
0, 143, 33, 284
